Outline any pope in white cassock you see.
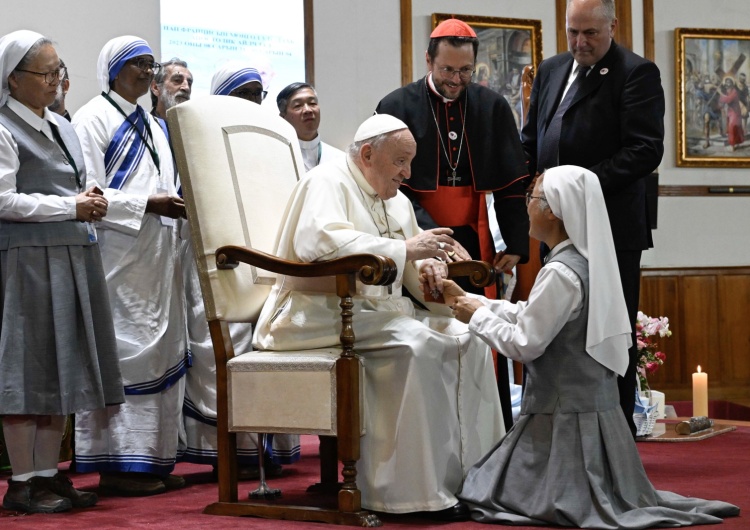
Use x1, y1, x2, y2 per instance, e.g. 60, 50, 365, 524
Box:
253, 114, 504, 521
71, 36, 189, 496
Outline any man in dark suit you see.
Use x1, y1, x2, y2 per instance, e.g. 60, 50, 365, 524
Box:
521, 0, 665, 437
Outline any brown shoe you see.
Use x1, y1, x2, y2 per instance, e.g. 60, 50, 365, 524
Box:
158, 474, 186, 490
43, 473, 98, 508
99, 472, 166, 497
2, 478, 72, 513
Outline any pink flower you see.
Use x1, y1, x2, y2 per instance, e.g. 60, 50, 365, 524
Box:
646, 361, 660, 374
655, 351, 666, 362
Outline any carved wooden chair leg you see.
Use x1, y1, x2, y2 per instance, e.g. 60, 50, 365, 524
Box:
248, 433, 281, 499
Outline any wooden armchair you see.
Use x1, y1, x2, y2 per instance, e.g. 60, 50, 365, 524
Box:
166, 96, 495, 526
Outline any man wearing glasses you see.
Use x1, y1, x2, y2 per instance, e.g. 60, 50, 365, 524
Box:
71, 36, 188, 497
376, 18, 529, 432
47, 59, 70, 120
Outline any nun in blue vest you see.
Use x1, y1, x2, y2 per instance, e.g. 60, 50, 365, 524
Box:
0, 29, 123, 513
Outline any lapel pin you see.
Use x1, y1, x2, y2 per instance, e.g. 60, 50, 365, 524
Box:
600, 68, 609, 75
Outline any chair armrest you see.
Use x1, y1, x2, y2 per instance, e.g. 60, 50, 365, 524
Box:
447, 260, 496, 288
215, 245, 397, 287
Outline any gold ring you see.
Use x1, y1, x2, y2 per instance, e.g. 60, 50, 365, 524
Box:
447, 251, 455, 257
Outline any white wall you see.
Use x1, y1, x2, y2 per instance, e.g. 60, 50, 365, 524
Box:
0, 0, 161, 111
313, 0, 401, 150
3, 0, 749, 268
642, 0, 750, 267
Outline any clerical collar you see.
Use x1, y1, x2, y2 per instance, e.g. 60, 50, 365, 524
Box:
299, 135, 320, 149
426, 73, 461, 104
299, 135, 322, 171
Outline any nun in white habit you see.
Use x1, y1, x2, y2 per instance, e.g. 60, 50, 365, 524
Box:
445, 166, 740, 528
71, 35, 189, 496
209, 63, 264, 103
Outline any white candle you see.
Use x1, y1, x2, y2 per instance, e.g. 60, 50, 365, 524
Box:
692, 365, 708, 417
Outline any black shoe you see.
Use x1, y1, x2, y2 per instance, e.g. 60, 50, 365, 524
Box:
2, 477, 72, 513
99, 472, 166, 497
422, 501, 470, 522
43, 473, 98, 508
157, 474, 186, 490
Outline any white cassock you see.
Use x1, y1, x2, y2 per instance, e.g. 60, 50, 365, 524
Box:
254, 156, 504, 513
71, 91, 188, 475
179, 222, 301, 466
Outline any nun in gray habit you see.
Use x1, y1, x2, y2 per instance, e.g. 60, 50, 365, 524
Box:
0, 30, 123, 514
441, 165, 739, 528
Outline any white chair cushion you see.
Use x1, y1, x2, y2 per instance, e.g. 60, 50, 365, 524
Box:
227, 350, 365, 436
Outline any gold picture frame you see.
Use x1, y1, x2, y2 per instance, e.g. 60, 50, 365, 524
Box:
675, 28, 750, 168
431, 13, 542, 132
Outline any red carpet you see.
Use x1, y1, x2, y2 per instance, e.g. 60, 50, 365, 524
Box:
1, 430, 746, 529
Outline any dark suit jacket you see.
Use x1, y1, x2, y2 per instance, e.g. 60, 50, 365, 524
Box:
521, 41, 665, 251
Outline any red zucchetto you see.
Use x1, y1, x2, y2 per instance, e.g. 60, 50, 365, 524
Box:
430, 18, 477, 38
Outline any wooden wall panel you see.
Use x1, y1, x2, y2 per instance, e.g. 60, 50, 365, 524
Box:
681, 276, 719, 377
639, 276, 681, 388
640, 267, 750, 405
718, 276, 750, 385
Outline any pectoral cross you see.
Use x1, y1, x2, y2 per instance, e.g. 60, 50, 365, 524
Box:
448, 169, 461, 185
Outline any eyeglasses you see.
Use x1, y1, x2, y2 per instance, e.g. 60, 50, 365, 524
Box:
231, 88, 268, 101
127, 58, 161, 74
525, 192, 547, 206
15, 67, 67, 85
437, 66, 475, 80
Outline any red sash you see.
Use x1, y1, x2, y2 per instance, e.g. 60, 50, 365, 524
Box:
413, 187, 497, 298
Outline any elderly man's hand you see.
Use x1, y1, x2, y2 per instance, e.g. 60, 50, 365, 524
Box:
406, 227, 455, 261
419, 258, 449, 299
451, 295, 485, 324
447, 238, 472, 262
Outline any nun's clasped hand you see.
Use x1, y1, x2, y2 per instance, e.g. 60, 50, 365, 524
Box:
75, 186, 108, 222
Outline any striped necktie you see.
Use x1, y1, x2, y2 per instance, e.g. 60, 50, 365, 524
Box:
538, 65, 590, 171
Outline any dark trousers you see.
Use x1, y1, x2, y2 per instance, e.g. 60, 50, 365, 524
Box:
615, 250, 643, 439
450, 224, 514, 432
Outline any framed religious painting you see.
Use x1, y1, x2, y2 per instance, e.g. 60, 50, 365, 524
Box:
675, 28, 750, 167
432, 13, 542, 133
